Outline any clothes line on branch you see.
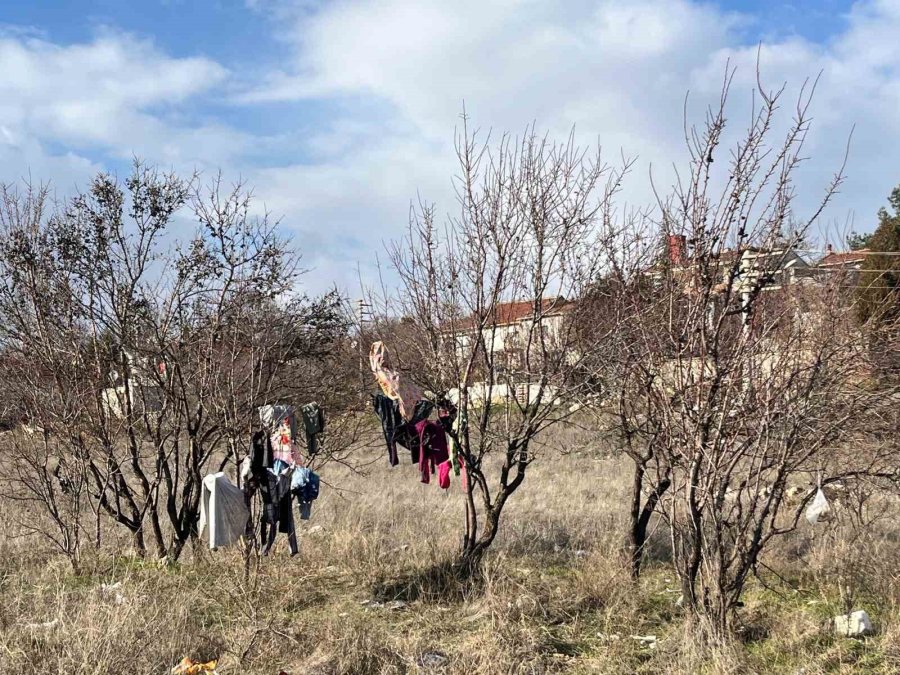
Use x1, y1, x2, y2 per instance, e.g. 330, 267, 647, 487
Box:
368, 341, 467, 493
199, 401, 325, 555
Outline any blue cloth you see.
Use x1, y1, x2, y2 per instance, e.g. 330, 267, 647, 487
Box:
291, 467, 320, 520
298, 502, 312, 520
291, 467, 320, 502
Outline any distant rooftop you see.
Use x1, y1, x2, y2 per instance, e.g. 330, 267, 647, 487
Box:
817, 248, 871, 267
452, 297, 573, 331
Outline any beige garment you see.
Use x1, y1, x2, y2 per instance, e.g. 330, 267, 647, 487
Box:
369, 341, 422, 421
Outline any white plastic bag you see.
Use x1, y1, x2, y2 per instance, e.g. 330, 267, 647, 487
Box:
805, 487, 831, 525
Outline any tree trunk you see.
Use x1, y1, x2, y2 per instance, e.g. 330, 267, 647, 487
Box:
132, 528, 147, 558
629, 464, 645, 579
168, 535, 187, 564
679, 458, 704, 608
629, 466, 671, 579
463, 489, 477, 554
151, 509, 167, 559
457, 501, 502, 573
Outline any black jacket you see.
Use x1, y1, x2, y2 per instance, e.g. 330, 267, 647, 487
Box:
373, 394, 434, 465
249, 430, 274, 473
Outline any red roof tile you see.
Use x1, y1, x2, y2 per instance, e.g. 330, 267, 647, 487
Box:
818, 249, 871, 267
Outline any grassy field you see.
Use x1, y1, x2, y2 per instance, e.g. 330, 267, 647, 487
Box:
1, 431, 899, 674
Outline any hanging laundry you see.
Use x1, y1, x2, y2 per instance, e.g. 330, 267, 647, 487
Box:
369, 341, 423, 421
301, 402, 325, 456
239, 456, 252, 488
272, 419, 296, 464
248, 430, 274, 473
438, 400, 464, 476
393, 400, 436, 465
259, 404, 297, 435
259, 404, 299, 464
291, 466, 321, 520
373, 393, 403, 466
198, 472, 250, 550
259, 468, 297, 556
415, 419, 450, 488
374, 395, 434, 466
437, 460, 451, 490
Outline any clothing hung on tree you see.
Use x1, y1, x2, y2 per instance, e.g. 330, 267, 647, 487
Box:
238, 403, 326, 556
372, 393, 403, 466
367, 341, 462, 491
415, 419, 451, 488
258, 466, 297, 556
373, 393, 434, 466
301, 402, 325, 456
198, 472, 250, 550
369, 341, 423, 421
260, 404, 298, 463
394, 400, 436, 464
291, 466, 320, 520
438, 400, 463, 476
248, 430, 274, 473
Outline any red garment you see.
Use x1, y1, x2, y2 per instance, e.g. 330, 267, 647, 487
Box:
415, 420, 450, 486
438, 461, 451, 490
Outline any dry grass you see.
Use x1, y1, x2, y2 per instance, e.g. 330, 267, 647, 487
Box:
1, 427, 899, 674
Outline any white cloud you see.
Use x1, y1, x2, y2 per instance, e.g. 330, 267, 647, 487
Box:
240, 0, 900, 296
249, 0, 738, 142
687, 0, 900, 235
4, 1, 900, 296
0, 133, 103, 197
0, 29, 249, 187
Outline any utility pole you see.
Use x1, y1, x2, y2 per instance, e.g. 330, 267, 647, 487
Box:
356, 298, 372, 392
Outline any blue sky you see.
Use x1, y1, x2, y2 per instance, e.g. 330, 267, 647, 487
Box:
0, 0, 897, 292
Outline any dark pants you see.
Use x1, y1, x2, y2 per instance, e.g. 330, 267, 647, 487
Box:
259, 472, 298, 556
260, 502, 297, 556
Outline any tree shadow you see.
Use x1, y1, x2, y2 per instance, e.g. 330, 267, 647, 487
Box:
371, 559, 484, 604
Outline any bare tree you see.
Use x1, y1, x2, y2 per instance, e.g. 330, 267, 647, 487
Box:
0, 165, 349, 563
607, 69, 900, 634
1, 425, 89, 572
375, 118, 629, 570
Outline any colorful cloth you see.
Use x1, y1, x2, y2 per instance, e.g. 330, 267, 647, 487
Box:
259, 404, 299, 463
415, 419, 450, 487
259, 404, 296, 436
290, 467, 320, 503
291, 466, 320, 521
271, 419, 298, 464
392, 399, 435, 465
369, 341, 422, 421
